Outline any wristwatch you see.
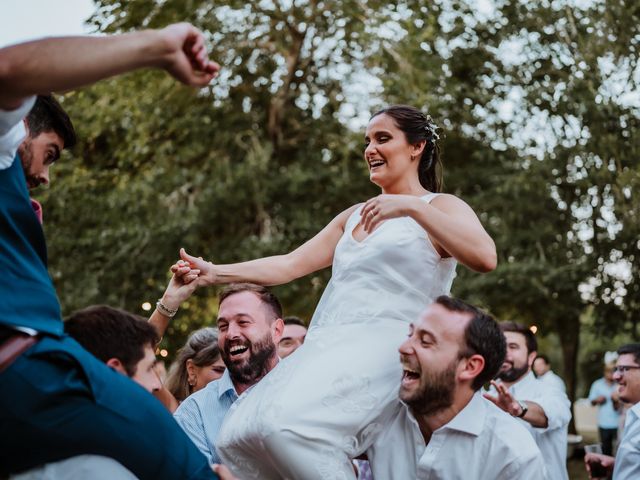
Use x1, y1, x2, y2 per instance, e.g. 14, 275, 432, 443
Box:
516, 400, 528, 418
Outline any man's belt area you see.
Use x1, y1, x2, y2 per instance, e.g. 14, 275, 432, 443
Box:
0, 325, 40, 373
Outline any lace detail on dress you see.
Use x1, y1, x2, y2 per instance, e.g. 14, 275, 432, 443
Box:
322, 375, 378, 414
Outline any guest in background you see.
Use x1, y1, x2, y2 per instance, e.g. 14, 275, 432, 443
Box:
485, 322, 571, 480
589, 361, 622, 456
533, 354, 566, 393
166, 328, 226, 403
277, 316, 307, 359
585, 344, 640, 479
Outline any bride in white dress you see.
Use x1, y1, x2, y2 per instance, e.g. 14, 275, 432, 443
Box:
179, 105, 496, 479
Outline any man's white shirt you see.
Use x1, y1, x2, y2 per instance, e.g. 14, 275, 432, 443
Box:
492, 371, 571, 480
538, 370, 567, 393
0, 98, 35, 170
613, 401, 640, 480
368, 392, 547, 480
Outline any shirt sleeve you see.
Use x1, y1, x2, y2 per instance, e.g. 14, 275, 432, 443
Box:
531, 386, 572, 431
174, 397, 214, 464
0, 97, 36, 170
614, 424, 640, 479
588, 380, 600, 402
501, 453, 549, 480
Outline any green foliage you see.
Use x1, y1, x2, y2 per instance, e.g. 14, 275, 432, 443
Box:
365, 0, 640, 403
43, 0, 398, 357
41, 0, 638, 380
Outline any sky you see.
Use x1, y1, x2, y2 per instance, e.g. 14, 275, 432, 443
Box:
0, 0, 96, 48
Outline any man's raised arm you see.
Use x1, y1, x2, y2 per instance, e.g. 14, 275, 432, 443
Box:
0, 22, 219, 110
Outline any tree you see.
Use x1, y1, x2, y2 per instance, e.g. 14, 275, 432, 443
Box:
370, 0, 640, 407
43, 0, 408, 357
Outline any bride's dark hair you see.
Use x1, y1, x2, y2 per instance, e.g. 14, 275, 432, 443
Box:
370, 105, 442, 192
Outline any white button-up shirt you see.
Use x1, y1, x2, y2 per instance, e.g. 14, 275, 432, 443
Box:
493, 371, 571, 480
538, 370, 566, 393
0, 97, 35, 170
369, 392, 547, 479
613, 402, 640, 480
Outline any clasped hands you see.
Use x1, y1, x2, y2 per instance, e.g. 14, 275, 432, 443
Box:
170, 248, 215, 287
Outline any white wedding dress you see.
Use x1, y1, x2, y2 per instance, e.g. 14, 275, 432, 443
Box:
217, 194, 457, 479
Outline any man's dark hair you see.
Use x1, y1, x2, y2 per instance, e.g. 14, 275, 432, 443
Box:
219, 283, 282, 320
435, 296, 506, 390
618, 344, 640, 365
26, 94, 77, 149
65, 305, 158, 377
283, 316, 306, 327
500, 321, 538, 355
534, 354, 550, 365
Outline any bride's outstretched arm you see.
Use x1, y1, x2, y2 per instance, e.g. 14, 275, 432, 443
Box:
180, 204, 360, 287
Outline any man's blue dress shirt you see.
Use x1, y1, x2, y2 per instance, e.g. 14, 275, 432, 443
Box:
175, 369, 239, 465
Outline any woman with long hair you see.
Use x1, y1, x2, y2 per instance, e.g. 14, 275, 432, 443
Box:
176, 105, 496, 478
165, 327, 225, 403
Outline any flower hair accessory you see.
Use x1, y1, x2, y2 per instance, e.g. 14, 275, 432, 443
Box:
424, 115, 440, 141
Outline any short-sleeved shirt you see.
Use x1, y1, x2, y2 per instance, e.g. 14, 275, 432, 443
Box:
174, 369, 239, 464
589, 378, 620, 429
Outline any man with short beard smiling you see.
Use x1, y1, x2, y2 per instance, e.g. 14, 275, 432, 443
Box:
484, 321, 571, 480
174, 283, 283, 465
367, 297, 545, 479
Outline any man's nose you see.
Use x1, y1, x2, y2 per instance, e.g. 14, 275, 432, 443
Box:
226, 323, 242, 338
39, 166, 50, 186
151, 370, 163, 392
398, 339, 412, 355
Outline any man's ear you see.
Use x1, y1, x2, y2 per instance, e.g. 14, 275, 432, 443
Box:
106, 357, 127, 375
458, 354, 485, 385
527, 351, 537, 368
272, 317, 285, 344
22, 118, 31, 137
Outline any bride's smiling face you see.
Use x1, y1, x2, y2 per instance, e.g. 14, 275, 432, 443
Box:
364, 113, 419, 189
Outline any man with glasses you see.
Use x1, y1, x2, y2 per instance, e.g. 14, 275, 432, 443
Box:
585, 344, 640, 479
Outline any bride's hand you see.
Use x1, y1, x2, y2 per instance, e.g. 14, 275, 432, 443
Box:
179, 248, 219, 285
162, 261, 201, 309
360, 194, 420, 233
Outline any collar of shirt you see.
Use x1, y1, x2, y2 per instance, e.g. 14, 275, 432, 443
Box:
401, 392, 487, 441
507, 370, 536, 396
216, 369, 239, 400
625, 402, 640, 429
437, 392, 486, 437
216, 356, 281, 400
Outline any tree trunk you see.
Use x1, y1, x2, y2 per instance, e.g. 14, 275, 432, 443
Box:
556, 314, 581, 434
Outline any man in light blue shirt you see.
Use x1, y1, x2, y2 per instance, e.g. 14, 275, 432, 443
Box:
585, 343, 640, 479
589, 363, 621, 456
174, 283, 284, 464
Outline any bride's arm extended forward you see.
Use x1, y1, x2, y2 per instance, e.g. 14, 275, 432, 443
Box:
181, 204, 360, 287
360, 194, 496, 273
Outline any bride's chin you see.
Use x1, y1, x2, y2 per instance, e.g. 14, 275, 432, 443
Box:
369, 174, 385, 188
